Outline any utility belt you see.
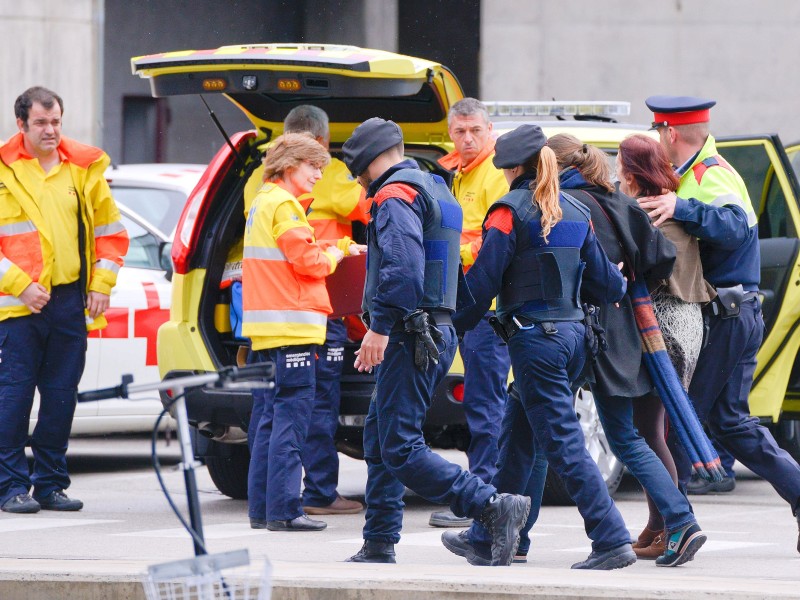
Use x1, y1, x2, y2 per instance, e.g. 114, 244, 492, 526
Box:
489, 304, 607, 360
362, 309, 452, 371
361, 310, 452, 333
707, 285, 759, 319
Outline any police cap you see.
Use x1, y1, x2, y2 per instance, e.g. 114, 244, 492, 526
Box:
645, 95, 716, 129
493, 124, 548, 169
342, 117, 404, 177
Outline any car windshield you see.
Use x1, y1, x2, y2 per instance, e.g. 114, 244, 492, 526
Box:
111, 186, 186, 236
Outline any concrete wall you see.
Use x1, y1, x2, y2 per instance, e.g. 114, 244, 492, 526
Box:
481, 1, 800, 143
0, 0, 100, 145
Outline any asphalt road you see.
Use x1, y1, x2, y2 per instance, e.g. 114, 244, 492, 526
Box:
1, 436, 798, 597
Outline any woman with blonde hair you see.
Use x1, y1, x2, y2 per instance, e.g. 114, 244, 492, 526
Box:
445, 124, 636, 570
548, 132, 707, 567
244, 132, 359, 533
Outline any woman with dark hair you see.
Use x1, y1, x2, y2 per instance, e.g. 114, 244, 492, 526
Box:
616, 134, 714, 557
547, 133, 707, 567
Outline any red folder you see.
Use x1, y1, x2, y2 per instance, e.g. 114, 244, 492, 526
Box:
327, 253, 367, 318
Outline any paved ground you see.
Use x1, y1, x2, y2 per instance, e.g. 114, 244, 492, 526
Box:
0, 436, 798, 599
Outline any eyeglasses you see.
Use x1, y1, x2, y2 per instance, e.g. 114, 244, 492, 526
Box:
650, 121, 669, 131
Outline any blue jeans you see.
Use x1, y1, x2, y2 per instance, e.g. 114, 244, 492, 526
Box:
362, 325, 496, 543
0, 282, 87, 503
301, 319, 347, 507
247, 345, 316, 521
594, 393, 695, 532
459, 314, 511, 483
502, 321, 630, 552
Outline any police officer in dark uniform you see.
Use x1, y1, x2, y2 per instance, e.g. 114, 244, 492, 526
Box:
639, 96, 800, 554
442, 124, 636, 570
341, 118, 530, 566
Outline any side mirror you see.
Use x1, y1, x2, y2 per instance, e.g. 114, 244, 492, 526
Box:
159, 242, 174, 282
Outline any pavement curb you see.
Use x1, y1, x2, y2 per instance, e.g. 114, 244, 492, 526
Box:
1, 559, 799, 600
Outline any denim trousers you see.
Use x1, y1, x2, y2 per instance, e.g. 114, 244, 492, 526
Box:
594, 392, 695, 532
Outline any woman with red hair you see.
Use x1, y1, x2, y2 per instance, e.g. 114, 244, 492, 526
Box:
616, 134, 714, 558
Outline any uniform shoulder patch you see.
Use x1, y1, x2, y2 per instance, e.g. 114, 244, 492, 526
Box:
485, 206, 513, 234
374, 183, 418, 206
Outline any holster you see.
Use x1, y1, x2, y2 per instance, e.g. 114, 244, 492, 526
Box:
711, 284, 744, 319
582, 303, 608, 360
488, 315, 511, 343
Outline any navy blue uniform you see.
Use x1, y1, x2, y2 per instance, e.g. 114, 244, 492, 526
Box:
454, 176, 632, 554
359, 160, 497, 543
670, 186, 800, 512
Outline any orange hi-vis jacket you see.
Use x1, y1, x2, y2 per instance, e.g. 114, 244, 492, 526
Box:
439, 140, 508, 271
242, 182, 344, 350
0, 134, 129, 327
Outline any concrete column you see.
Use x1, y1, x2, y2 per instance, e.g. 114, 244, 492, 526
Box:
0, 0, 101, 145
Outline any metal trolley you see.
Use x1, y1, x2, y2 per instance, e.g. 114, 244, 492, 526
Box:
79, 364, 274, 600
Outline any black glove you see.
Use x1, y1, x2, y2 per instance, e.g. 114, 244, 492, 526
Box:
403, 310, 442, 370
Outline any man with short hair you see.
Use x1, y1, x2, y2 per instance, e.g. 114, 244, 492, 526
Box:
0, 86, 128, 513
341, 117, 529, 565
639, 95, 800, 554
430, 98, 511, 528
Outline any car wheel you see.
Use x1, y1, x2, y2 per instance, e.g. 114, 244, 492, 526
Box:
542, 385, 624, 505
774, 419, 800, 464
205, 444, 250, 500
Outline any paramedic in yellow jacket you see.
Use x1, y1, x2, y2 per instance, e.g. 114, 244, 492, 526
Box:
0, 87, 129, 514
432, 98, 510, 528
243, 132, 356, 532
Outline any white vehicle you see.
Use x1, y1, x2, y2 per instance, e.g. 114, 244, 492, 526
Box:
28, 164, 205, 435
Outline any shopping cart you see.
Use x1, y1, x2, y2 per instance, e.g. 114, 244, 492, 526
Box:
78, 364, 274, 600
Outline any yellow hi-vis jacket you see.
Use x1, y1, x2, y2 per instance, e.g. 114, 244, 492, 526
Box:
242, 182, 344, 350
439, 142, 508, 270
0, 134, 129, 327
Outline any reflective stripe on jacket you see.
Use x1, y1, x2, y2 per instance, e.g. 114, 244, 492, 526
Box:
242, 182, 338, 350
0, 133, 128, 325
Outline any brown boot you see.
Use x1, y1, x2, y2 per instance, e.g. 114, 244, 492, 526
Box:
303, 495, 364, 515
632, 526, 661, 550
633, 531, 666, 560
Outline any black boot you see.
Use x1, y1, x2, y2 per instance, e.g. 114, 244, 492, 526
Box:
478, 493, 531, 566
345, 540, 396, 563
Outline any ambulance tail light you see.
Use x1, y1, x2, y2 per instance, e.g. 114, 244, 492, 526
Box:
171, 131, 255, 275
451, 381, 465, 403
483, 101, 630, 119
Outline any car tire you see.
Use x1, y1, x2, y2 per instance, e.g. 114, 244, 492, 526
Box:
774, 419, 800, 464
205, 444, 250, 500
542, 385, 624, 505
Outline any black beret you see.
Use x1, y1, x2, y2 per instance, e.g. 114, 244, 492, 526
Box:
493, 124, 548, 169
342, 117, 404, 177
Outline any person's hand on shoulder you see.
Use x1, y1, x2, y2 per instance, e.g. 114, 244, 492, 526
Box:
637, 191, 677, 227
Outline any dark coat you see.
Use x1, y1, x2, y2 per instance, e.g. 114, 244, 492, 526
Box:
563, 182, 676, 399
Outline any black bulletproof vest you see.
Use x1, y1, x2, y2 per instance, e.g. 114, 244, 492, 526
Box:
493, 189, 588, 322
363, 169, 462, 315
